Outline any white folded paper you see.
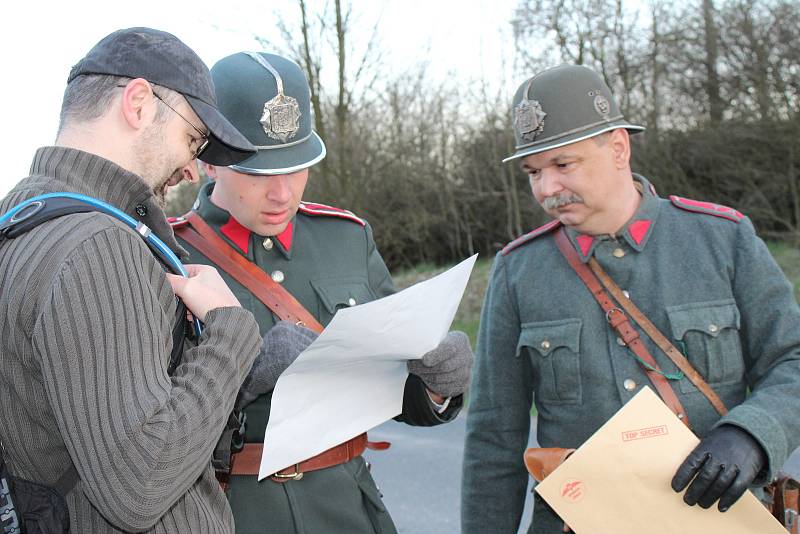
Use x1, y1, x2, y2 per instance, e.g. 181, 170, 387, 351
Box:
258, 254, 478, 480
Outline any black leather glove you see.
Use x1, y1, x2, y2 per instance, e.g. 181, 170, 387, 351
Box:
237, 321, 318, 408
407, 331, 474, 398
671, 425, 767, 512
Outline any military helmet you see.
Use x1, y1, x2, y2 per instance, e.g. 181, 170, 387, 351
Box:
201, 51, 326, 174
503, 64, 644, 163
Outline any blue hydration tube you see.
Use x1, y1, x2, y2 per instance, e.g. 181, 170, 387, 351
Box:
0, 192, 202, 335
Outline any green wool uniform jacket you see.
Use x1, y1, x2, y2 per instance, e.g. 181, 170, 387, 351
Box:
177, 182, 462, 534
461, 175, 800, 534
0, 147, 261, 533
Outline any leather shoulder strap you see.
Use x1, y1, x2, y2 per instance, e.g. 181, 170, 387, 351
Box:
175, 212, 323, 333
586, 255, 728, 417
554, 229, 692, 426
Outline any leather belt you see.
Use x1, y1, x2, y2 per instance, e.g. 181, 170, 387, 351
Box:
230, 432, 390, 482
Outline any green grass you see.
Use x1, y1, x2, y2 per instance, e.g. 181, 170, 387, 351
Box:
392, 257, 493, 348
768, 241, 800, 301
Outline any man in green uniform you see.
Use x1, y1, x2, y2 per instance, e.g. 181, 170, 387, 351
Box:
174, 51, 474, 533
461, 64, 800, 533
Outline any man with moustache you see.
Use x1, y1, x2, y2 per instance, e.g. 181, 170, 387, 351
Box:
173, 51, 474, 533
0, 28, 284, 533
461, 64, 800, 533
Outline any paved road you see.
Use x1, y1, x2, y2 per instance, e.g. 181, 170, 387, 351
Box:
364, 413, 800, 534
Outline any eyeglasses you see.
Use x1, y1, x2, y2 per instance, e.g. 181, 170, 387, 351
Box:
151, 91, 210, 160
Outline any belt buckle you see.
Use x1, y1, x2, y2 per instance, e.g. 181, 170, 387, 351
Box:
270, 464, 304, 483
605, 307, 623, 324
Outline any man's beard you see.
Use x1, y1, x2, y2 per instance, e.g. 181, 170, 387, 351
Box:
542, 193, 585, 211
133, 124, 181, 210
152, 168, 182, 209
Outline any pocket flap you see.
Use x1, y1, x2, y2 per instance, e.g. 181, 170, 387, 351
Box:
517, 319, 582, 357
666, 300, 740, 339
311, 277, 375, 315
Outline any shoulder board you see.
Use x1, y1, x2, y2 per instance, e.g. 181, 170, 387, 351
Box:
669, 196, 744, 223
168, 215, 190, 229
501, 220, 562, 255
299, 201, 365, 226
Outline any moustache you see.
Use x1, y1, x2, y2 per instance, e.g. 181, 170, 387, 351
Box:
542, 193, 585, 210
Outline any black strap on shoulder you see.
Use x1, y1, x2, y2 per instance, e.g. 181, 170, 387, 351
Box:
1, 196, 189, 497
0, 197, 95, 239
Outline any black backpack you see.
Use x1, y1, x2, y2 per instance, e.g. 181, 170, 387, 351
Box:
0, 451, 71, 534
0, 194, 196, 533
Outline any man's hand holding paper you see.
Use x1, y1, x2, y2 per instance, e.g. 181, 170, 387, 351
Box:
534, 387, 786, 534
257, 255, 477, 480
671, 424, 768, 512
409, 330, 474, 399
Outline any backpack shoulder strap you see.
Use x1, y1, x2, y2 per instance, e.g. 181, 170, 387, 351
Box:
1, 194, 192, 497
0, 196, 96, 238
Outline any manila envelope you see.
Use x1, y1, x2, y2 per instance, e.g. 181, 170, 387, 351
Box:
535, 387, 786, 533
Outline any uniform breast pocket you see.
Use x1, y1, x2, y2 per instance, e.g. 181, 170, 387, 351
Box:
666, 299, 744, 392
310, 277, 376, 325
517, 319, 582, 404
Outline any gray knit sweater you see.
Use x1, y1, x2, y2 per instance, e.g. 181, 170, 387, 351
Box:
0, 147, 261, 533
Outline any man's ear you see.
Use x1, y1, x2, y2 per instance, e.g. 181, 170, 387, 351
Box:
201, 161, 219, 181
609, 128, 631, 169
119, 78, 154, 130
181, 161, 201, 184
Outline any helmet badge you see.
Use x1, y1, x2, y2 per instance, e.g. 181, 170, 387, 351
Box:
589, 90, 611, 119
261, 93, 301, 143
515, 79, 546, 142
246, 52, 301, 143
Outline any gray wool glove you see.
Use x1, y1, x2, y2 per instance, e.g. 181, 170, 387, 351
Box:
407, 331, 474, 398
237, 321, 319, 408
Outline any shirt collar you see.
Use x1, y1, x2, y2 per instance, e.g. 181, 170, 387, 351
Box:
18, 146, 188, 260
565, 174, 661, 262
193, 182, 295, 258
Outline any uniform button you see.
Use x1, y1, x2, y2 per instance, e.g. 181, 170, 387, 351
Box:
135, 204, 148, 217
540, 340, 551, 350
708, 324, 719, 333
612, 248, 625, 258
263, 238, 274, 251
622, 290, 630, 299
271, 270, 285, 283
347, 297, 356, 306
623, 378, 637, 391
616, 337, 626, 346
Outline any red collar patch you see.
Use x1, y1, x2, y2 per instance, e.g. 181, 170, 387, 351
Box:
220, 216, 251, 254
670, 196, 744, 223
276, 221, 294, 251
575, 234, 594, 257
502, 220, 562, 255
628, 219, 652, 245
299, 201, 365, 226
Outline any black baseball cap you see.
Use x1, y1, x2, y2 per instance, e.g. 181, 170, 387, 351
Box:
68, 27, 256, 166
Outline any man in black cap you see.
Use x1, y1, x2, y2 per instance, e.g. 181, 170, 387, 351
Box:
0, 28, 308, 533
172, 51, 475, 533
462, 64, 800, 533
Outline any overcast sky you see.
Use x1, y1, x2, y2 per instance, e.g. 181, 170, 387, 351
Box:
0, 0, 520, 196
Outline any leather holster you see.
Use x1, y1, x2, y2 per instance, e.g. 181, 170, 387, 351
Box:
523, 447, 576, 483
